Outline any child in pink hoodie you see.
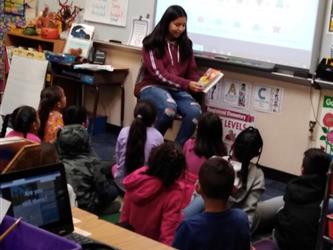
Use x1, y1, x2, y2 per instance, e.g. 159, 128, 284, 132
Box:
3, 106, 41, 143
120, 142, 191, 245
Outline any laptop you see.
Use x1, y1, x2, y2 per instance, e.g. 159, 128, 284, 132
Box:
0, 163, 115, 249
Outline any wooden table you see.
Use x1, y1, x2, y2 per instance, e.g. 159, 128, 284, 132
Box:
50, 62, 129, 132
72, 208, 174, 250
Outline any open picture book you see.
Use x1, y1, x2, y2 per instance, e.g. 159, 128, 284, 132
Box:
199, 68, 224, 93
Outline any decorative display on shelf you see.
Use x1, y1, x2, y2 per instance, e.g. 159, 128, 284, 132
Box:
56, 0, 83, 32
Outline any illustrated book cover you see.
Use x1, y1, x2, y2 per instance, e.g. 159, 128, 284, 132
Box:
63, 23, 95, 59
199, 68, 224, 93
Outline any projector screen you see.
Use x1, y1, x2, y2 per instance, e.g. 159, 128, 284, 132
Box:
154, 0, 326, 73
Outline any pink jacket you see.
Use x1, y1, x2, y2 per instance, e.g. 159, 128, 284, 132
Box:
120, 166, 192, 245
6, 130, 41, 143
183, 139, 207, 176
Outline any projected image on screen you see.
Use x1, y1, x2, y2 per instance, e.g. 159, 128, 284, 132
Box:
0, 172, 61, 227
155, 0, 324, 72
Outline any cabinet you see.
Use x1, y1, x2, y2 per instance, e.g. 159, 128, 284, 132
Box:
4, 30, 65, 53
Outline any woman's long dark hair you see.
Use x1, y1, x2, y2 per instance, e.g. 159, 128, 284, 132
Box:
143, 5, 193, 61
0, 106, 37, 138
146, 142, 186, 188
124, 100, 157, 175
38, 86, 63, 139
231, 126, 263, 189
195, 112, 227, 158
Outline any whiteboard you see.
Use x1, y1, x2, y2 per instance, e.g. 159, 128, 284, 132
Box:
0, 56, 48, 115
155, 0, 326, 74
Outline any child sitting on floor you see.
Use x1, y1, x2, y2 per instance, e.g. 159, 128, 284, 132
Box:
55, 105, 119, 215
183, 126, 265, 234
173, 156, 251, 250
1, 105, 41, 143
183, 111, 227, 176
120, 142, 191, 245
38, 85, 66, 143
274, 148, 331, 250
113, 100, 163, 191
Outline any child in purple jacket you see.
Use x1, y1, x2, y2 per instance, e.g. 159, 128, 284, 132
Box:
113, 100, 164, 190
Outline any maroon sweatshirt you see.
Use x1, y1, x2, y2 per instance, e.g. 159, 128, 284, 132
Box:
134, 41, 200, 97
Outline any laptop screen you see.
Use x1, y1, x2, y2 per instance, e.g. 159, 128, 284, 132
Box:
0, 163, 74, 235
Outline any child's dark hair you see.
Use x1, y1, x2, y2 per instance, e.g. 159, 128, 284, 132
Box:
38, 86, 63, 139
302, 148, 331, 177
199, 157, 235, 200
146, 142, 186, 188
143, 5, 192, 61
0, 106, 37, 138
124, 100, 157, 175
195, 112, 227, 158
63, 105, 87, 125
0, 115, 10, 138
232, 126, 263, 189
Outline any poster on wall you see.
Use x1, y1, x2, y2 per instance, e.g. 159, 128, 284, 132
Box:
253, 85, 284, 113
206, 79, 252, 110
206, 79, 254, 149
128, 17, 150, 47
4, 0, 25, 16
84, 0, 129, 27
318, 96, 333, 155
207, 106, 255, 151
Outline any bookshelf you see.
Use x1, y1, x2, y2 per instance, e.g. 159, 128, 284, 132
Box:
4, 30, 65, 53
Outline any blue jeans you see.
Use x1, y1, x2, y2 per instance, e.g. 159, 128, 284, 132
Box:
139, 86, 202, 145
182, 194, 204, 218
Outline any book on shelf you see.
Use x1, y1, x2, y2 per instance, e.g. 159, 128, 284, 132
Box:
199, 68, 224, 93
63, 23, 95, 59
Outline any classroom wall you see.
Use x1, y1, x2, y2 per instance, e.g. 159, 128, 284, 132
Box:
38, 0, 333, 62
224, 71, 318, 176
37, 0, 155, 43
